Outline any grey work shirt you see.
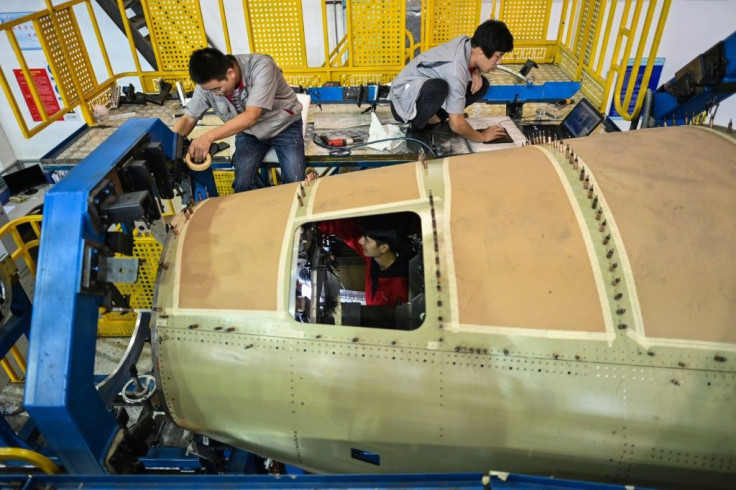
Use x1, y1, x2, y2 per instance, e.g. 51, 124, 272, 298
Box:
389, 36, 473, 122
185, 54, 301, 140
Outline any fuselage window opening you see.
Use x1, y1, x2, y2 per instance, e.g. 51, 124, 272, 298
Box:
293, 211, 425, 330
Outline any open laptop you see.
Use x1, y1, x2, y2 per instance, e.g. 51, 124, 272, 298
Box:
523, 98, 605, 140
3, 164, 49, 196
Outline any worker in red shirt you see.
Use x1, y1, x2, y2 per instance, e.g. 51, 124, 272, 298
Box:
318, 217, 409, 307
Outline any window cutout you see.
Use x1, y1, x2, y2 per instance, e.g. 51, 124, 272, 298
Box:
351, 448, 380, 465
293, 211, 425, 330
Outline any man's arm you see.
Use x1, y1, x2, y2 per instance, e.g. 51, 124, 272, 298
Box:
185, 106, 263, 163
447, 113, 508, 143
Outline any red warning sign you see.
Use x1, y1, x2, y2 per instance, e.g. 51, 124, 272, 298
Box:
13, 68, 62, 122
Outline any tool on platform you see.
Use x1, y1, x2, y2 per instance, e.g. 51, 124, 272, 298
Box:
318, 135, 363, 147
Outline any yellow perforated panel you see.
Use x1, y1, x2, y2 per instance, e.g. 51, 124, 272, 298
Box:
348, 0, 404, 67
283, 73, 325, 87
559, 49, 578, 80
213, 171, 235, 196
38, 8, 96, 104
500, 0, 552, 40
99, 231, 162, 337
581, 70, 605, 109
574, 0, 601, 65
146, 0, 207, 72
426, 0, 481, 48
243, 0, 307, 69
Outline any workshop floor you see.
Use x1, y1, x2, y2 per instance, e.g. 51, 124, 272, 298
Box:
0, 336, 153, 434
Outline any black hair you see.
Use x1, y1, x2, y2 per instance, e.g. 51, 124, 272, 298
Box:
471, 19, 514, 57
361, 215, 404, 253
188, 47, 234, 85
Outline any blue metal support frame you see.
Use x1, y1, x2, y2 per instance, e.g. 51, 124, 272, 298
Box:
302, 81, 580, 105
0, 472, 643, 489
23, 118, 178, 474
652, 30, 736, 124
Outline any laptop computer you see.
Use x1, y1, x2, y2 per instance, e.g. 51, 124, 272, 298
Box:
3, 164, 49, 196
523, 98, 605, 140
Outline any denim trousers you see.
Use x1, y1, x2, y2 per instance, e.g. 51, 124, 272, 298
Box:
232, 118, 305, 192
390, 77, 490, 130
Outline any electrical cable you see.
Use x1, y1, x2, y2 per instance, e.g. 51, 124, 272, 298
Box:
311, 133, 438, 158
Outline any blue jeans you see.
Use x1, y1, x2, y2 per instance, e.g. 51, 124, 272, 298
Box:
232, 118, 305, 192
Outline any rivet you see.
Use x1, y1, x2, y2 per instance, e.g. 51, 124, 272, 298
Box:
352, 337, 359, 343
575, 355, 581, 361
614, 293, 623, 301
671, 379, 680, 386
612, 277, 621, 286
678, 362, 686, 368
226, 327, 235, 333
603, 234, 611, 245
606, 249, 615, 259
553, 353, 561, 360
159, 262, 169, 270
503, 349, 510, 356
714, 355, 727, 363
617, 324, 627, 330
188, 324, 199, 329
616, 308, 626, 315
647, 351, 655, 357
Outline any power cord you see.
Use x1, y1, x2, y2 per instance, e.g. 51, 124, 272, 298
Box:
311, 134, 438, 158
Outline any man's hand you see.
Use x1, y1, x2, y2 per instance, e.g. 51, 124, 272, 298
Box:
188, 135, 214, 164
470, 70, 484, 94
480, 125, 508, 142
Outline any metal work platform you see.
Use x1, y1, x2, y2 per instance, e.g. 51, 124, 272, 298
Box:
42, 64, 579, 168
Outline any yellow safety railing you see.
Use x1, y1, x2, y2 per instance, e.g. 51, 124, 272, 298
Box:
492, 0, 557, 63
555, 0, 671, 116
0, 214, 42, 382
422, 0, 482, 52
0, 447, 62, 474
0, 0, 672, 138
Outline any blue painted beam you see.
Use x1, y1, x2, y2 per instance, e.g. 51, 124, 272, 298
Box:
23, 118, 178, 474
652, 30, 736, 125
0, 472, 644, 489
302, 81, 580, 105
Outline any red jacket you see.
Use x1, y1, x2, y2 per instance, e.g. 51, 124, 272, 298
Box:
318, 219, 409, 306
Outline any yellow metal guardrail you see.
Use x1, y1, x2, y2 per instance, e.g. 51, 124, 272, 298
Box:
0, 0, 672, 138
0, 447, 62, 474
554, 0, 672, 117
0, 214, 42, 382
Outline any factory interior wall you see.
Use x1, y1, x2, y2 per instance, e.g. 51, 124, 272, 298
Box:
0, 0, 734, 164
0, 123, 16, 171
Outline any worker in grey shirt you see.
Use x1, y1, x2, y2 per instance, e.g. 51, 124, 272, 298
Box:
174, 48, 305, 192
389, 20, 513, 143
